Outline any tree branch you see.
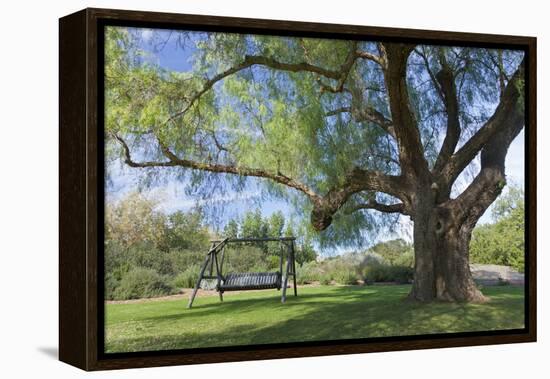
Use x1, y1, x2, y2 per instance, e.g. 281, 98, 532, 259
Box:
450, 60, 525, 227
440, 59, 525, 186
112, 132, 408, 232
356, 50, 386, 67
325, 106, 396, 138
310, 168, 408, 230
318, 42, 359, 93
164, 54, 352, 126
382, 43, 430, 180
111, 132, 321, 200
346, 200, 406, 215
433, 51, 461, 175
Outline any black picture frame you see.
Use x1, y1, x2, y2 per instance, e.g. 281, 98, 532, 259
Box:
59, 7, 537, 371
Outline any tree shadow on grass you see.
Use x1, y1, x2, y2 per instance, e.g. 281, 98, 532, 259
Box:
105, 285, 524, 353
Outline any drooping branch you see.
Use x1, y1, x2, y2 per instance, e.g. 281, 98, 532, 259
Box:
439, 59, 525, 187
113, 131, 407, 232
164, 54, 351, 126
111, 132, 321, 200
165, 44, 385, 126
325, 106, 396, 138
318, 42, 359, 93
414, 47, 445, 101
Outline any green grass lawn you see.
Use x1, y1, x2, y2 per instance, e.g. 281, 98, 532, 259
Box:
105, 285, 524, 353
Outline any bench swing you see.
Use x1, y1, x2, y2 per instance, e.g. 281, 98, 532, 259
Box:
187, 237, 298, 308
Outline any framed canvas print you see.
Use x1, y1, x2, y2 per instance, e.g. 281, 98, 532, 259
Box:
59, 8, 537, 371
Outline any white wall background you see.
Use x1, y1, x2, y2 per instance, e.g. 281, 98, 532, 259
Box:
0, 0, 547, 377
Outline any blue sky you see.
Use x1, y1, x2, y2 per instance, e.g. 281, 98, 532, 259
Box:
106, 27, 526, 250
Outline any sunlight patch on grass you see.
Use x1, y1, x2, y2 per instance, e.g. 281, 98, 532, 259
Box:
105, 285, 524, 353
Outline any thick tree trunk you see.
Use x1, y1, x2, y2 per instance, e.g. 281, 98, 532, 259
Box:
408, 199, 486, 303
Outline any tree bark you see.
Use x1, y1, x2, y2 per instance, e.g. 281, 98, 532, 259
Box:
408, 200, 486, 303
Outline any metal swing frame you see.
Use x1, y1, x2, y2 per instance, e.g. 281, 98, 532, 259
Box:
187, 237, 298, 308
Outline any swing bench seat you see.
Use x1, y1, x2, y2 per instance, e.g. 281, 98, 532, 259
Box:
218, 272, 281, 292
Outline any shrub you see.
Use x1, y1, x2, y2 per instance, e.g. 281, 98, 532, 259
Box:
113, 267, 175, 300
296, 261, 324, 284
169, 250, 207, 274
320, 273, 333, 285
470, 196, 524, 273
393, 251, 414, 268
104, 273, 120, 300
129, 243, 174, 276
333, 269, 358, 285
223, 246, 269, 273
172, 265, 201, 289
363, 264, 413, 284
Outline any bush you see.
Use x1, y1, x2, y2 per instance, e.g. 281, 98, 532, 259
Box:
296, 261, 324, 284
104, 273, 120, 300
172, 265, 201, 289
129, 243, 174, 276
363, 264, 413, 284
223, 246, 270, 273
470, 212, 524, 273
470, 193, 524, 273
320, 274, 333, 285
333, 269, 358, 285
169, 250, 207, 274
393, 251, 414, 268
113, 267, 175, 300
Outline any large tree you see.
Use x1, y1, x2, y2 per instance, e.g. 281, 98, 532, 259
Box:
105, 27, 525, 302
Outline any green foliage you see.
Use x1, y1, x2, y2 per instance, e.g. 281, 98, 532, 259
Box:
105, 273, 121, 300
295, 254, 362, 285
295, 261, 324, 284
105, 192, 167, 250
105, 192, 211, 299
363, 264, 414, 284
267, 211, 285, 238
295, 239, 317, 265
223, 245, 271, 273
470, 186, 524, 272
491, 184, 524, 221
333, 269, 359, 285
241, 209, 268, 239
168, 250, 207, 275
104, 27, 525, 249
320, 274, 333, 285
221, 209, 318, 263
172, 265, 201, 289
164, 210, 210, 252
112, 267, 175, 300
368, 239, 414, 266
223, 219, 239, 238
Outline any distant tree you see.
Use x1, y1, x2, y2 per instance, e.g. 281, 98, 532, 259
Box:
491, 184, 524, 221
296, 238, 317, 265
241, 209, 268, 238
223, 219, 240, 238
267, 211, 285, 238
164, 210, 210, 251
105, 192, 166, 250
369, 239, 413, 266
470, 187, 524, 272
283, 221, 295, 238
